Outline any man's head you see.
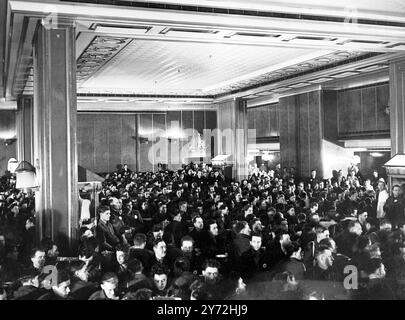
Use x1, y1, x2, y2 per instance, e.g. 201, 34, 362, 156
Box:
153, 239, 167, 260
151, 265, 168, 292
202, 259, 221, 285
98, 205, 111, 223
152, 224, 164, 239
315, 225, 329, 242
180, 236, 194, 255
109, 197, 122, 212
367, 258, 386, 279
179, 201, 188, 213
70, 260, 89, 282
378, 181, 386, 192
358, 211, 368, 224
100, 273, 119, 300
286, 241, 303, 260
319, 238, 337, 254
315, 248, 334, 270
235, 221, 251, 236
250, 233, 262, 251
243, 204, 253, 217
207, 220, 219, 237
40, 238, 60, 259
392, 185, 401, 198
276, 230, 291, 249
30, 247, 46, 270
192, 215, 204, 231
52, 270, 71, 298
133, 233, 147, 249
116, 245, 129, 265
348, 221, 362, 236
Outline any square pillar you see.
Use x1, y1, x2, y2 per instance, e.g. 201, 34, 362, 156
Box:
389, 59, 405, 156
33, 21, 78, 254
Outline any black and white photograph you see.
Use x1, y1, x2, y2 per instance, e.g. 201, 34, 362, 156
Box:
1, 0, 405, 307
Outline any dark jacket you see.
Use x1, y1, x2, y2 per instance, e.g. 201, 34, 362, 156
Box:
126, 273, 153, 293
277, 258, 306, 280
238, 247, 267, 281
165, 221, 189, 248
13, 286, 49, 300
95, 220, 121, 251
129, 248, 154, 274
69, 278, 98, 300
188, 228, 204, 249
384, 196, 405, 227
264, 241, 288, 271
334, 230, 358, 258
232, 233, 251, 257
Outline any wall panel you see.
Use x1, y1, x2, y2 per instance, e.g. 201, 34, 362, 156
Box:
77, 109, 217, 174
337, 83, 390, 136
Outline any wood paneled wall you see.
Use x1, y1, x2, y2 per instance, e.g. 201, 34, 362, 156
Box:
0, 110, 17, 174
247, 103, 279, 140
279, 95, 298, 170
279, 91, 323, 178
77, 110, 217, 174
337, 83, 390, 137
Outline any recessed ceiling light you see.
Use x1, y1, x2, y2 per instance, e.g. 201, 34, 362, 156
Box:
356, 64, 388, 72
255, 91, 274, 96
288, 82, 310, 88
273, 87, 290, 92
330, 71, 360, 78
370, 152, 385, 158
308, 77, 334, 83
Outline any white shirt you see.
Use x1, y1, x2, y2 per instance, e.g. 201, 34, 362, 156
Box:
377, 189, 389, 219
80, 198, 91, 222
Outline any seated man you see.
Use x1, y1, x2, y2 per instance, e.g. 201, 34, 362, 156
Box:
27, 247, 46, 273
150, 264, 170, 297
37, 269, 71, 300
150, 238, 171, 275
88, 272, 120, 300
238, 233, 267, 282
276, 241, 306, 281
111, 244, 131, 290
13, 270, 48, 300
40, 238, 60, 266
232, 221, 252, 258
264, 230, 291, 271
129, 233, 154, 275
180, 235, 203, 275
125, 258, 153, 294
95, 206, 121, 252
68, 260, 98, 300
308, 247, 336, 282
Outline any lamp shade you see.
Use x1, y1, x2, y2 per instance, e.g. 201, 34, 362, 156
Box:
15, 161, 38, 189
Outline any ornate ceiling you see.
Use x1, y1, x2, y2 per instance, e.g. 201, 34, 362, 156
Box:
3, 0, 405, 103
77, 37, 334, 96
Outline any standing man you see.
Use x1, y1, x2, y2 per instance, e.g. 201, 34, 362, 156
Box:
376, 180, 389, 221
384, 185, 405, 229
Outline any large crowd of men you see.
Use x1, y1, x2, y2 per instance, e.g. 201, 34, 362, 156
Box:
0, 162, 405, 300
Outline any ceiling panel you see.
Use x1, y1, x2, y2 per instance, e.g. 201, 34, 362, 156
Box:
79, 39, 332, 95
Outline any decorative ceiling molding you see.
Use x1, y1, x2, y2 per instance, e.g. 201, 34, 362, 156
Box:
76, 36, 133, 85
6, 0, 405, 100
205, 50, 370, 96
